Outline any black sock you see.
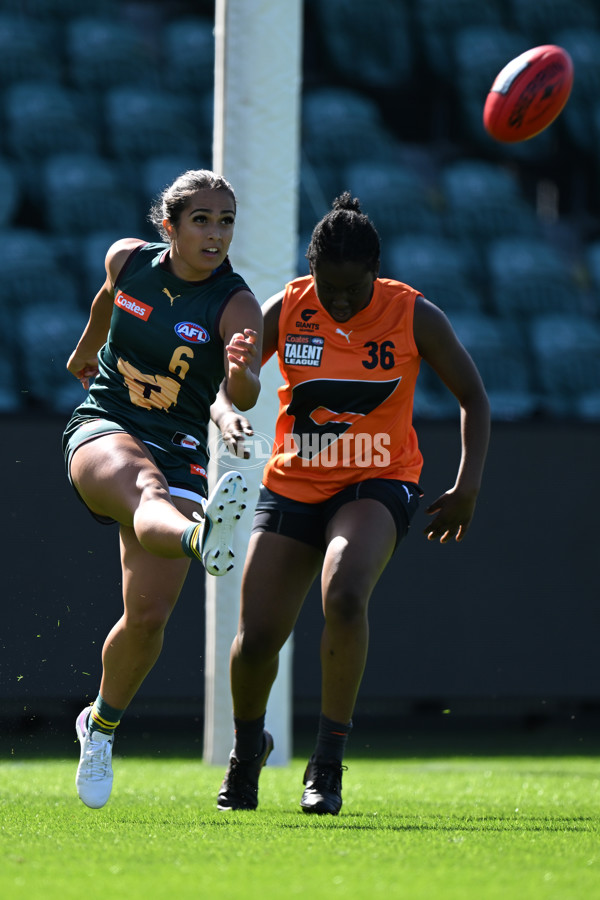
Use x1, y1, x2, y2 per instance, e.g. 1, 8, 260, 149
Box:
233, 714, 266, 760
314, 713, 353, 763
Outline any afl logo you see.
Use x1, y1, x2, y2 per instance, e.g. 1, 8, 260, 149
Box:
175, 321, 209, 344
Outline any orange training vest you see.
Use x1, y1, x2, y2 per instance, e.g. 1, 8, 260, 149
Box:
262, 275, 424, 503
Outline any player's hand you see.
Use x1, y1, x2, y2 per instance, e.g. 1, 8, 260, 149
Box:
218, 410, 255, 459
226, 329, 258, 374
423, 487, 479, 543
67, 350, 99, 390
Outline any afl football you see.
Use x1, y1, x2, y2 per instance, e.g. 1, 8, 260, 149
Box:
483, 44, 573, 142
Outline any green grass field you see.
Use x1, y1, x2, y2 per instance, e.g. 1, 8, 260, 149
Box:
1, 749, 599, 900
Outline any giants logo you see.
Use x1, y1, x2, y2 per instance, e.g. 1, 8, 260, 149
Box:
115, 291, 153, 321
295, 308, 320, 330
287, 377, 400, 459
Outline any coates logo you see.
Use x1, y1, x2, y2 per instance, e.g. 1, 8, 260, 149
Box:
175, 321, 209, 344
296, 308, 320, 331
115, 291, 153, 321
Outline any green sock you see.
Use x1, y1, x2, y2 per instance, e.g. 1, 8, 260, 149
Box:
88, 695, 125, 736
181, 522, 203, 561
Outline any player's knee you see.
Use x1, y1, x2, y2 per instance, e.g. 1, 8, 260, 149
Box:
324, 582, 369, 627
125, 603, 171, 636
134, 461, 172, 505
237, 625, 282, 664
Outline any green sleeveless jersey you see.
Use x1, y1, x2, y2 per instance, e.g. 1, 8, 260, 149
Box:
68, 242, 251, 473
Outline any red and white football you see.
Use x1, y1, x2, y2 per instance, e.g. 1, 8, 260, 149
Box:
483, 44, 574, 143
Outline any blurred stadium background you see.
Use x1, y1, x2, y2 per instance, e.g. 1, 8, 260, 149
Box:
0, 0, 600, 419
2, 0, 599, 747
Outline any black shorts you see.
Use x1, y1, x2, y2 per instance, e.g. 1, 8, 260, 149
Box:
251, 480, 423, 554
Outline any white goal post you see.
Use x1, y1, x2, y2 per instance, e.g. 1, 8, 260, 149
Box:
203, 0, 303, 766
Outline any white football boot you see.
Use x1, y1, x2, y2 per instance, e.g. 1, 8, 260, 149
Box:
75, 707, 114, 808
201, 471, 248, 575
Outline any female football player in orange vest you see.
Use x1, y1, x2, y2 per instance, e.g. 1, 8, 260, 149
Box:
63, 170, 262, 809
213, 192, 490, 815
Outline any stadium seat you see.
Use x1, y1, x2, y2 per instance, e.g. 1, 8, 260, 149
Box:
386, 234, 483, 313
140, 154, 213, 210
78, 230, 127, 299
413, 362, 460, 421
487, 236, 587, 318
576, 389, 600, 421
585, 240, 600, 293
0, 14, 61, 84
529, 312, 600, 416
0, 157, 19, 228
298, 157, 336, 235
16, 303, 89, 414
66, 16, 158, 89
303, 86, 384, 134
345, 161, 442, 242
0, 348, 22, 412
507, 0, 599, 44
0, 287, 21, 411
104, 86, 209, 160
442, 159, 522, 208
162, 17, 215, 92
311, 0, 413, 90
302, 88, 399, 172
4, 82, 98, 159
440, 159, 539, 247
1, 0, 118, 19
550, 29, 600, 153
453, 25, 529, 116
0, 228, 80, 309
42, 153, 141, 236
414, 0, 503, 78
447, 311, 539, 420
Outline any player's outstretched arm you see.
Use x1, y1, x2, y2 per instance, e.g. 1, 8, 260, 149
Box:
67, 238, 143, 389
414, 296, 490, 543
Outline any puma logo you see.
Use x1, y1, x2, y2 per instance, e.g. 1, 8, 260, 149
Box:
336, 328, 353, 343
162, 288, 181, 306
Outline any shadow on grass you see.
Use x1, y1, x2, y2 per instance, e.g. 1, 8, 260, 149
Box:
276, 814, 598, 833
188, 809, 600, 833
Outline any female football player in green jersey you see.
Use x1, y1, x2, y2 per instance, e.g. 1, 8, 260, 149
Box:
63, 169, 263, 808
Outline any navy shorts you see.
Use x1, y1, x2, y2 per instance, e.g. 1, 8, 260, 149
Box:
251, 480, 423, 554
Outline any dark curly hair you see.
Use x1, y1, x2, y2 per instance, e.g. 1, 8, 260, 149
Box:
148, 169, 236, 241
305, 191, 380, 273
